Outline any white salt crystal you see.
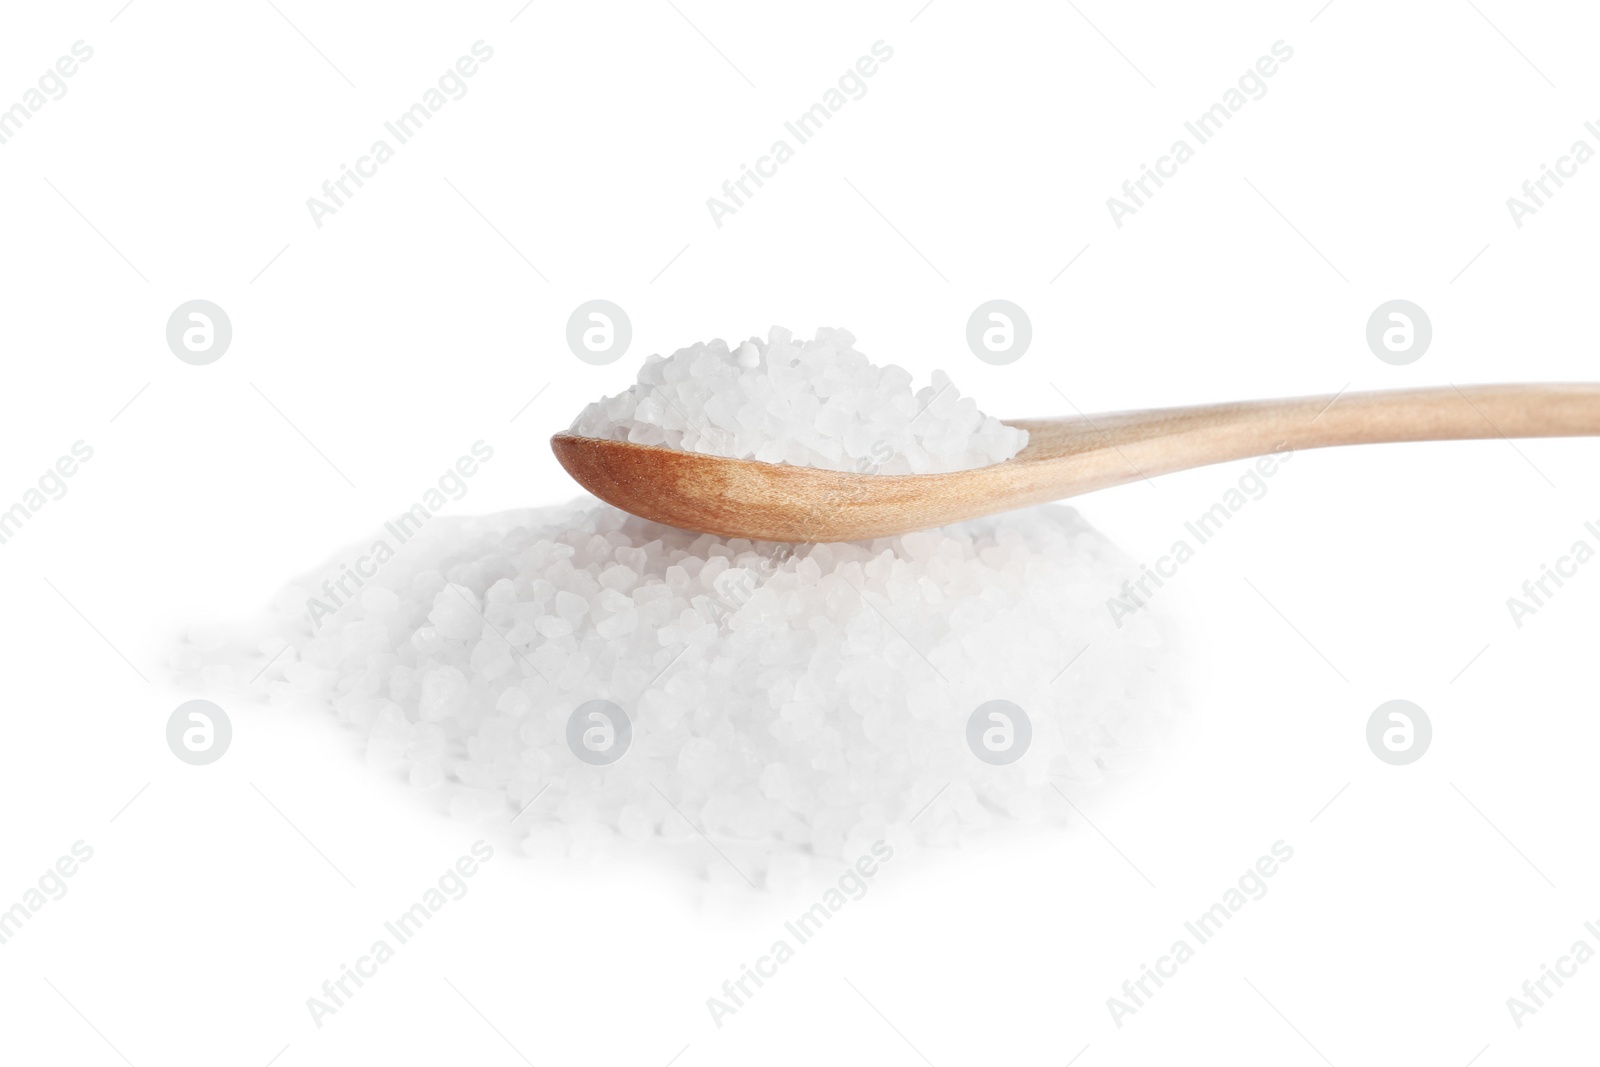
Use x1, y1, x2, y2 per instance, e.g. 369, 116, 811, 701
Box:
206, 496, 1179, 885
428, 584, 481, 640
418, 665, 467, 721
567, 326, 1029, 473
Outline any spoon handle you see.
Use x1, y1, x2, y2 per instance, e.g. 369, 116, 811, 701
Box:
1011, 383, 1600, 492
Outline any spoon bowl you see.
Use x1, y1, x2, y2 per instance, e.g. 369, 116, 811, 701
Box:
552, 383, 1600, 542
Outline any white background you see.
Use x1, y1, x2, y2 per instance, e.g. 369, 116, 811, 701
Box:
1, 1, 1597, 1064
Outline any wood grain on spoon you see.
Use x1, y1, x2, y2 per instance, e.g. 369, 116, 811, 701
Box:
552, 383, 1600, 543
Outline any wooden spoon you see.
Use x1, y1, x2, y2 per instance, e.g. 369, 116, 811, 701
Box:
551, 383, 1600, 543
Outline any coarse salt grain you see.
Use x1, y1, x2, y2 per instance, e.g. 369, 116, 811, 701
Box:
567, 326, 1029, 475
189, 497, 1180, 885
